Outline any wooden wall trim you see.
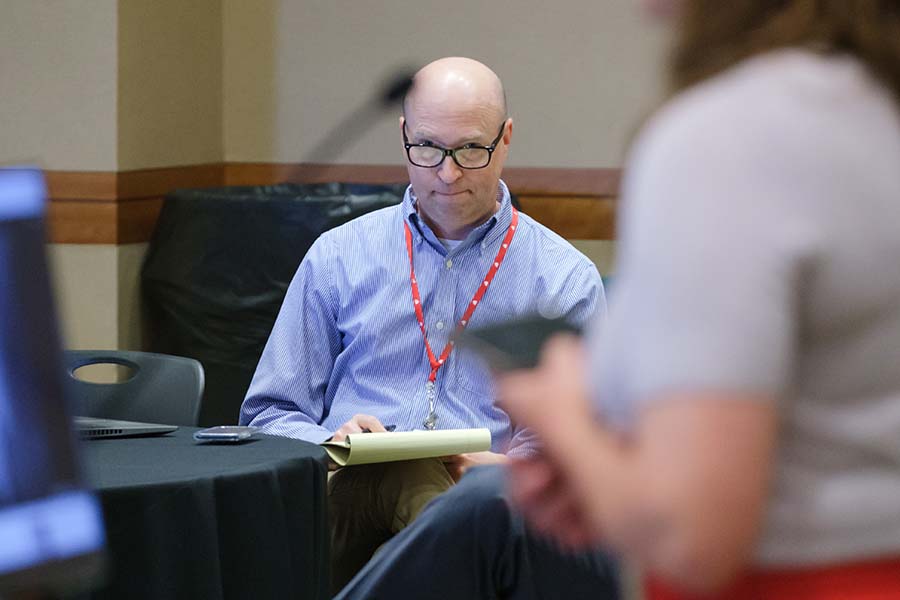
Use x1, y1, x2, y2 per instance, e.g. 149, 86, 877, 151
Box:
47, 200, 118, 244
518, 196, 616, 240
117, 163, 225, 200
224, 163, 408, 187
47, 163, 620, 244
224, 163, 620, 197
46, 170, 118, 202
503, 167, 620, 197
46, 164, 224, 244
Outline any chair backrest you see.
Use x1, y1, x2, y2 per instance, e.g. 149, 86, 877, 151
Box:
64, 350, 204, 426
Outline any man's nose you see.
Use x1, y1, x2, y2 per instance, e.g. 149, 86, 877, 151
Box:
437, 155, 462, 184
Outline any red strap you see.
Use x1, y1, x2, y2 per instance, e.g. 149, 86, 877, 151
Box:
404, 207, 519, 383
646, 557, 900, 600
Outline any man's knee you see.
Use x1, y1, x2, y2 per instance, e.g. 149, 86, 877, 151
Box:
378, 457, 454, 491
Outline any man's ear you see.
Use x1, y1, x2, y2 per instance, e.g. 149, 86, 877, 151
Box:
503, 118, 513, 146
399, 116, 407, 153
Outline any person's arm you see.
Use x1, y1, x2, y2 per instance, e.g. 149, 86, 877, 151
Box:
505, 80, 816, 593
500, 337, 778, 593
239, 236, 342, 444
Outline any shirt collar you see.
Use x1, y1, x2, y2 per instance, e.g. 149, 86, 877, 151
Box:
402, 180, 513, 254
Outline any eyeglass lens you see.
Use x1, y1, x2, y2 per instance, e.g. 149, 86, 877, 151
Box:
408, 146, 490, 169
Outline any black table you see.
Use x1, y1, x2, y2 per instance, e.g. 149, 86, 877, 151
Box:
81, 428, 329, 600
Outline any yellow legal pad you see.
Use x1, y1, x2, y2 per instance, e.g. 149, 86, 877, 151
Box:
321, 428, 491, 467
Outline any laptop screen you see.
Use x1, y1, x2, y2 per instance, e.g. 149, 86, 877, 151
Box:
0, 167, 106, 592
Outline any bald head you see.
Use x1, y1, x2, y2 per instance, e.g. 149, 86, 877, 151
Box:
403, 57, 507, 123
398, 57, 512, 240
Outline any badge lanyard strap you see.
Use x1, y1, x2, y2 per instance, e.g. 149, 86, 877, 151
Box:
403, 207, 519, 428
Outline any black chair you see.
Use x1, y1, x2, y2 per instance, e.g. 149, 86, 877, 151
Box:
65, 350, 204, 426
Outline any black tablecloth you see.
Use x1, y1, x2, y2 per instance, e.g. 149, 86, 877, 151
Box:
81, 428, 329, 600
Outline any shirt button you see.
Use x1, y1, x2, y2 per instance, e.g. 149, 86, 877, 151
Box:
445, 259, 453, 269
436, 321, 444, 330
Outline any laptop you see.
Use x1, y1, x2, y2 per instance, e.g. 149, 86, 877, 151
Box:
73, 417, 178, 440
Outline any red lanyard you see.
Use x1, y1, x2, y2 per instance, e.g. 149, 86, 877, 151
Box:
403, 207, 519, 384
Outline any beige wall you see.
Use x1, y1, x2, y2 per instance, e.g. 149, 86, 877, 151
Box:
571, 240, 617, 277
3, 1, 223, 352
48, 244, 120, 350
0, 0, 118, 170
0, 0, 224, 171
118, 0, 223, 170
11, 1, 663, 351
223, 0, 669, 167
223, 0, 276, 164
47, 243, 149, 350
222, 0, 653, 275
116, 243, 150, 349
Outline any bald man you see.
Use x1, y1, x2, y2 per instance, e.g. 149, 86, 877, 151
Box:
240, 57, 606, 592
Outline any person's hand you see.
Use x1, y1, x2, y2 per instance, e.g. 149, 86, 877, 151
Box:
441, 451, 508, 482
508, 454, 597, 550
331, 414, 390, 442
496, 334, 594, 463
496, 334, 606, 547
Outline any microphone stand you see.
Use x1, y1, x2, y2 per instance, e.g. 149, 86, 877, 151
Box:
300, 69, 416, 182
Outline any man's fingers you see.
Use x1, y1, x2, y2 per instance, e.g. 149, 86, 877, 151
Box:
509, 456, 599, 550
514, 472, 591, 545
509, 457, 558, 506
525, 486, 579, 535
331, 427, 354, 442
353, 414, 387, 432
540, 333, 584, 372
331, 414, 386, 441
496, 372, 551, 428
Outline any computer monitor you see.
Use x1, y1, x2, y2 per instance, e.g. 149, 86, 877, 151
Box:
0, 167, 106, 593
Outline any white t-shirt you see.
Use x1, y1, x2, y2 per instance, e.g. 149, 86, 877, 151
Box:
591, 49, 900, 566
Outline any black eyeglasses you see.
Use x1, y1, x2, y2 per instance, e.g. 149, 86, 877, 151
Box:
403, 121, 507, 169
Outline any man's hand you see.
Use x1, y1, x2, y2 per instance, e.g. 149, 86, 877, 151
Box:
331, 414, 390, 442
508, 455, 596, 550
496, 334, 593, 451
442, 451, 508, 482
496, 334, 606, 547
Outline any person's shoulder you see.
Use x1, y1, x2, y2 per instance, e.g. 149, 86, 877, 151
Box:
641, 53, 778, 142
515, 211, 598, 271
304, 201, 406, 269
631, 48, 900, 189
319, 201, 405, 243
625, 53, 787, 187
638, 49, 880, 153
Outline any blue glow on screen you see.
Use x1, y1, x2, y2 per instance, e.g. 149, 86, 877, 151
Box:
0, 168, 45, 221
0, 491, 105, 575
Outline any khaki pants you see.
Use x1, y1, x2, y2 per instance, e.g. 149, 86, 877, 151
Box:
328, 458, 455, 595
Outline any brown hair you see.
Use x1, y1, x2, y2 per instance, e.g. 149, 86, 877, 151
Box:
669, 0, 900, 104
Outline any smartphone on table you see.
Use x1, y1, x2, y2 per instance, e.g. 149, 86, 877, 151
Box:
193, 425, 259, 443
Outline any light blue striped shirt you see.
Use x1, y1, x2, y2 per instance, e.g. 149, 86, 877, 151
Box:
240, 180, 605, 456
